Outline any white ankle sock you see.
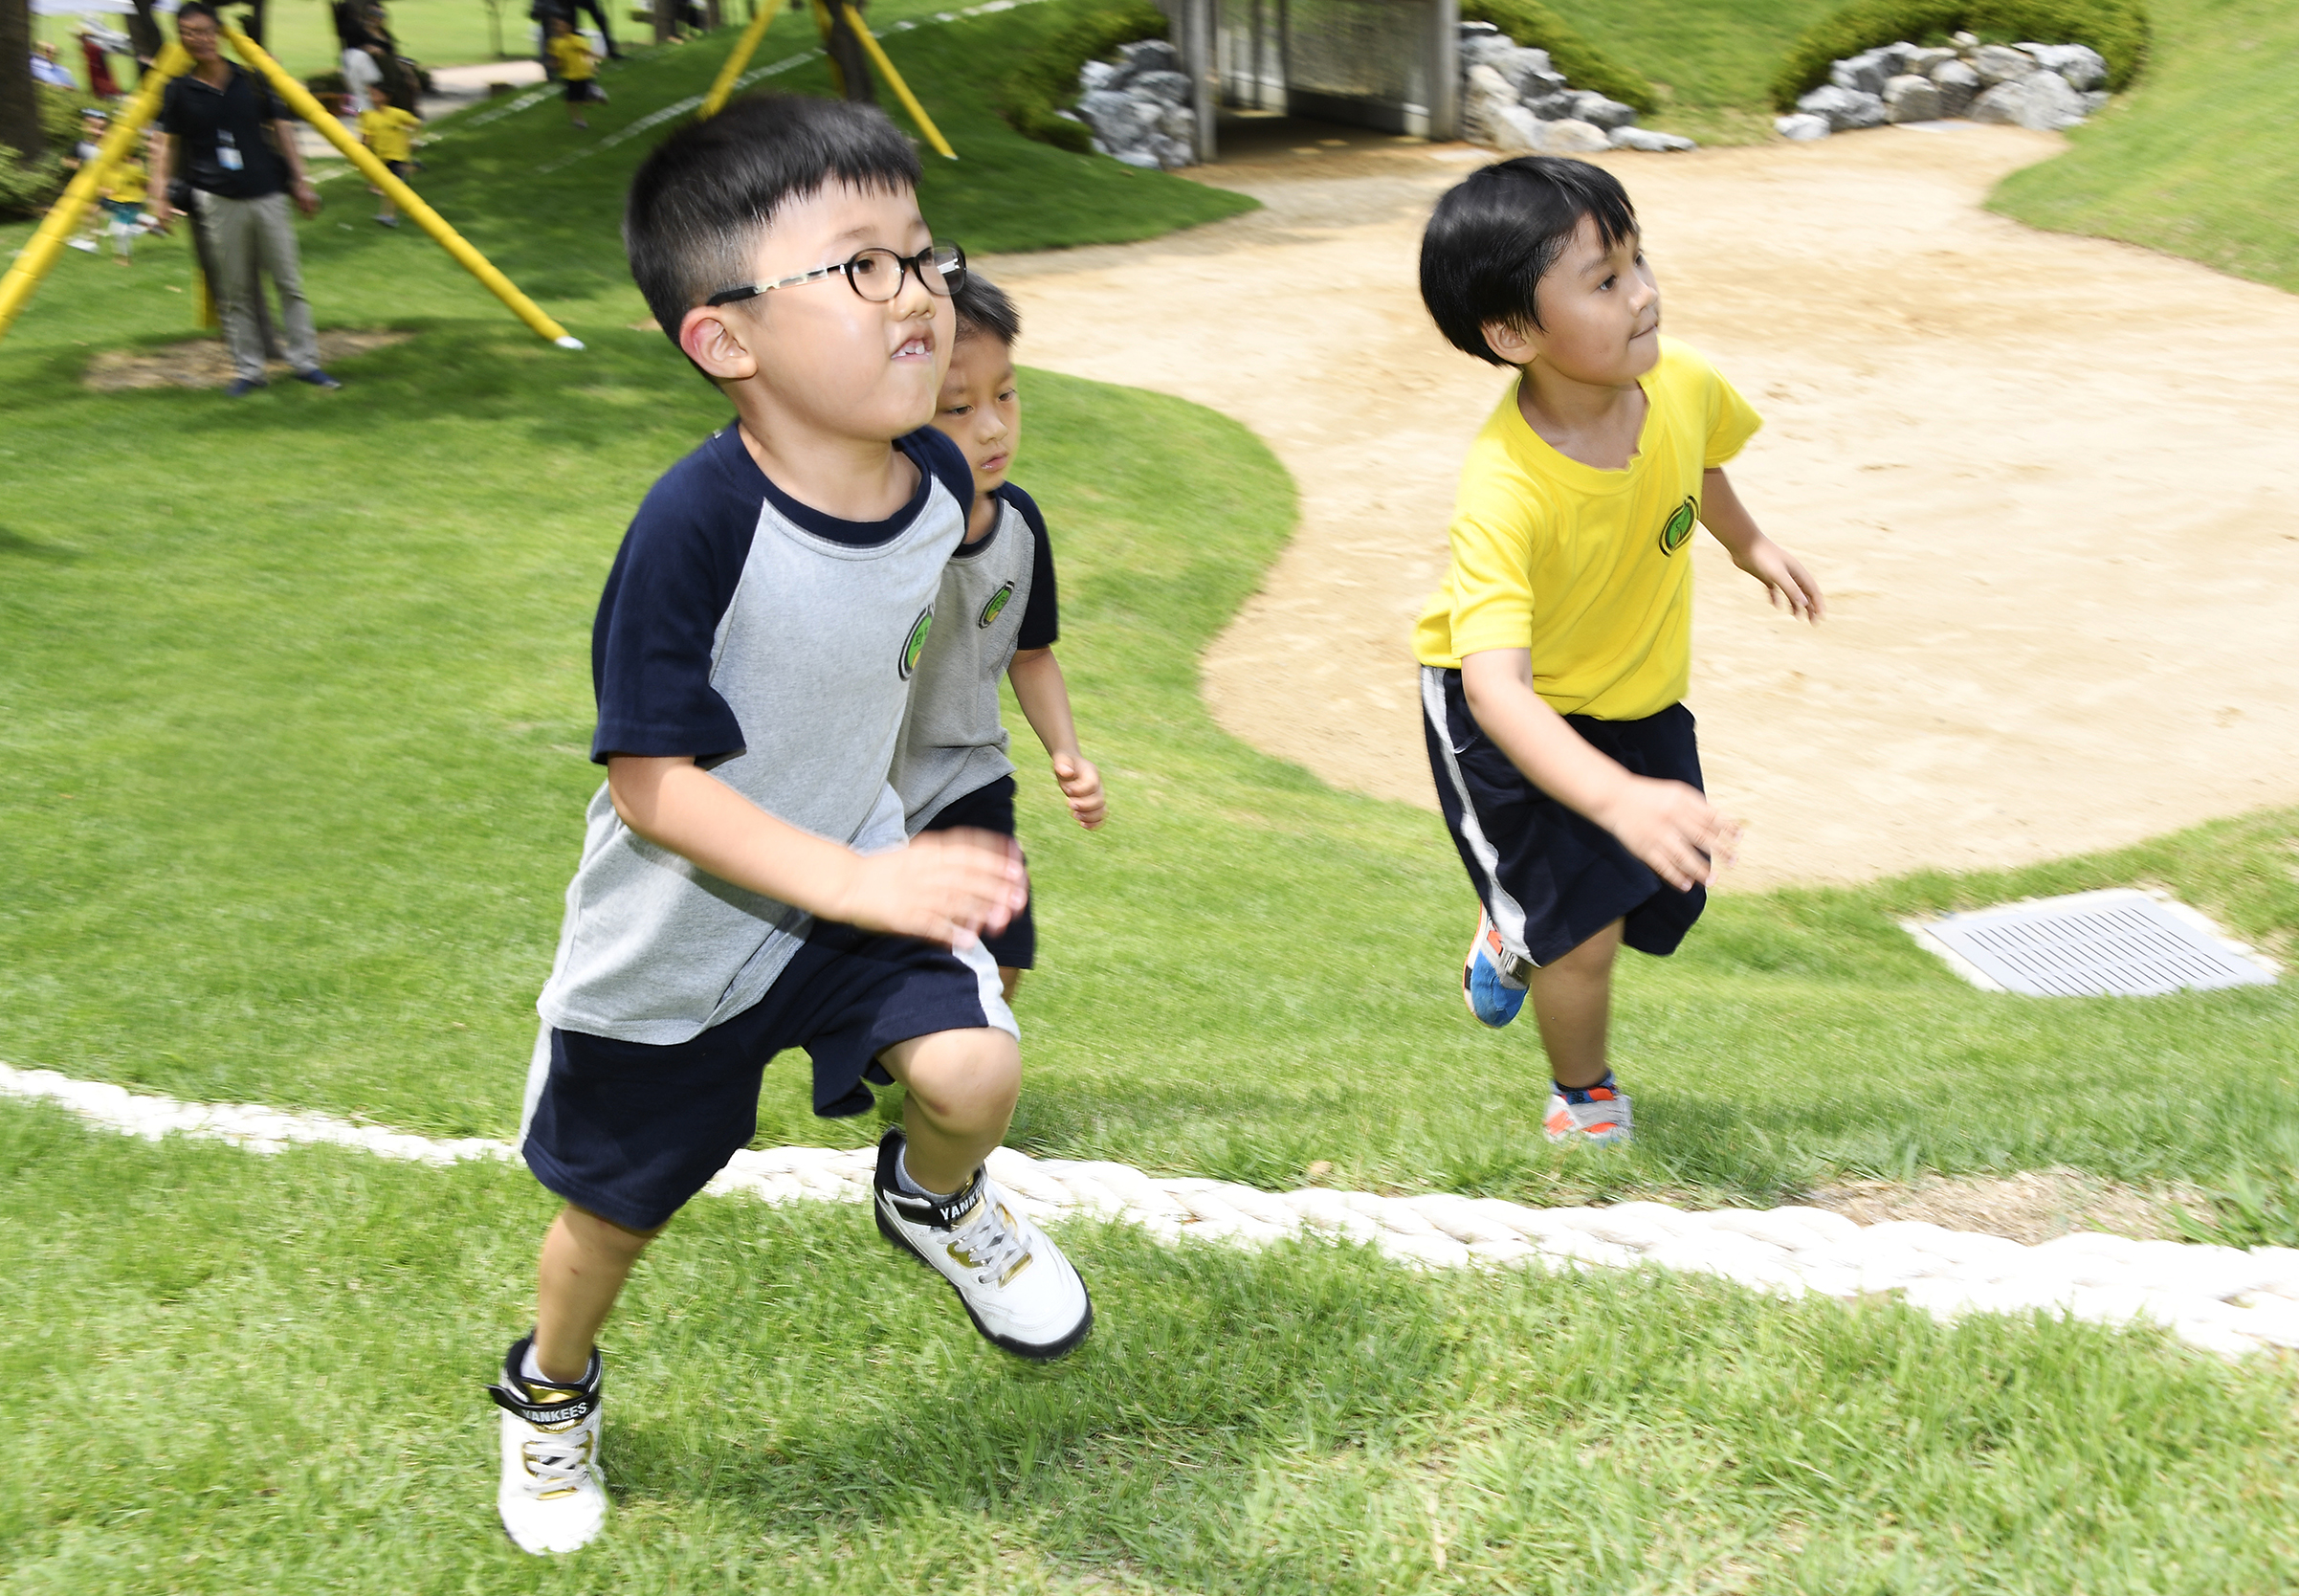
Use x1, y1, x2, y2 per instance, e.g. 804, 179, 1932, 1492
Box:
895, 1145, 937, 1198
520, 1341, 586, 1387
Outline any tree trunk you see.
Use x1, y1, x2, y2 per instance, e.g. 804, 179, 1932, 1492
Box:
127, 0, 165, 78
0, 0, 42, 164
652, 0, 670, 45
244, 0, 267, 50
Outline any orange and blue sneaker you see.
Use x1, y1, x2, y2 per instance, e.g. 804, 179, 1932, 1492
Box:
1544, 1076, 1634, 1147
1462, 910, 1531, 1028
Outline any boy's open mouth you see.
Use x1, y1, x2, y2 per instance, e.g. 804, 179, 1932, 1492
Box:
894, 332, 935, 360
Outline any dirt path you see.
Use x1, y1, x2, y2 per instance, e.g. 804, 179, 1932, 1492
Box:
981, 123, 2299, 890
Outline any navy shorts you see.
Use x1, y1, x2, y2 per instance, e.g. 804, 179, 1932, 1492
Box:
917, 774, 1034, 970
1420, 665, 1706, 967
520, 925, 1008, 1230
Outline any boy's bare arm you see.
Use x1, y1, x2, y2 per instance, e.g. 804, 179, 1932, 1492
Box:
606, 755, 1026, 945
1459, 650, 1736, 891
1699, 468, 1824, 623
1006, 648, 1104, 830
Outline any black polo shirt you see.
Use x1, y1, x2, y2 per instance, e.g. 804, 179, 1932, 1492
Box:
159, 62, 291, 200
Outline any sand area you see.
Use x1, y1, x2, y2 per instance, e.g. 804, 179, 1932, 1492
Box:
982, 122, 2299, 890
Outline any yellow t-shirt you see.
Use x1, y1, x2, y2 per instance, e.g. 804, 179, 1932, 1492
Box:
103, 158, 147, 206
360, 105, 421, 164
550, 33, 597, 80
1411, 337, 1762, 720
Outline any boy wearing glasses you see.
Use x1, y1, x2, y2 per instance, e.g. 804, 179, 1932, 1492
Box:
490, 97, 1093, 1558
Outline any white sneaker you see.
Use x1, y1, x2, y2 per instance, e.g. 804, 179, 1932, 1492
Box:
873, 1128, 1094, 1361
1543, 1085, 1634, 1147
488, 1338, 608, 1555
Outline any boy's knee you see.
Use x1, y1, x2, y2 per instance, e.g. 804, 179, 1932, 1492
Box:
886, 1028, 1020, 1127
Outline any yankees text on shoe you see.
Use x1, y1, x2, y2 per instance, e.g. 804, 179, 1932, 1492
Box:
488, 1336, 608, 1555
1462, 910, 1530, 1029
873, 1128, 1094, 1361
1544, 1083, 1634, 1147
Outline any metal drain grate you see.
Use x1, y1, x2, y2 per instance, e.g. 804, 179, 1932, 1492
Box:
1909, 889, 2277, 997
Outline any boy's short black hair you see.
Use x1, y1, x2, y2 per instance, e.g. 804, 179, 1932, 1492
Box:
175, 1, 219, 27
624, 95, 922, 346
1419, 156, 1639, 366
951, 272, 1019, 347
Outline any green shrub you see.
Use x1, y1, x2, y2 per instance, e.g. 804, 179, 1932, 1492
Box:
1, 87, 117, 220
996, 0, 1169, 152
1771, 0, 2151, 107
1461, 0, 1657, 114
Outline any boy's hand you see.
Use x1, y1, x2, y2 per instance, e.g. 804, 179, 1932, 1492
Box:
1052, 752, 1105, 831
835, 829, 1028, 949
1731, 534, 1824, 624
1597, 776, 1740, 892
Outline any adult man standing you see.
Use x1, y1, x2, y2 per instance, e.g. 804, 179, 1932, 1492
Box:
149, 2, 340, 396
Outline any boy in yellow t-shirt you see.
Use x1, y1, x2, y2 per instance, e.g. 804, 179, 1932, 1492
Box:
1413, 156, 1824, 1148
98, 134, 152, 264
548, 18, 601, 128
358, 84, 422, 227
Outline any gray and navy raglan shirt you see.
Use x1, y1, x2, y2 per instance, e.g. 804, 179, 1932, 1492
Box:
537, 423, 975, 1045
889, 483, 1060, 832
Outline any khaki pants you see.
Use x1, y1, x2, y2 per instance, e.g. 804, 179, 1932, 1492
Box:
195, 188, 319, 382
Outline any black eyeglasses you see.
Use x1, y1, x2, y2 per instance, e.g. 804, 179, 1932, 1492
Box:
705, 242, 966, 307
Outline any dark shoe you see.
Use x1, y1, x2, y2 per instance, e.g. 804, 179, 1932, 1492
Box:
374, 214, 398, 228
294, 368, 343, 389
224, 377, 268, 397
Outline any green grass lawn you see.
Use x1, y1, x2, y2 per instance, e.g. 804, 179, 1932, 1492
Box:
1545, 0, 1839, 144
5, 8, 2299, 1585
8, 1097, 2299, 1592
1988, 0, 2299, 294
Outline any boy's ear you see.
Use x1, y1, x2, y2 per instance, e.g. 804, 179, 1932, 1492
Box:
1481, 315, 1538, 367
678, 305, 760, 383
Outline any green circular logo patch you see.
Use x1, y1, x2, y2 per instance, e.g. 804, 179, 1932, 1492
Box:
898, 607, 934, 679
978, 581, 1015, 630
1658, 497, 1697, 556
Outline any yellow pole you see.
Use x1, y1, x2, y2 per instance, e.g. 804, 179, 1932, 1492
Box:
221, 23, 584, 349
841, 5, 955, 160
697, 0, 774, 118
0, 43, 189, 344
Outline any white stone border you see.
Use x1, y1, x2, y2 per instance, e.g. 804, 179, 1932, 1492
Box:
7, 1063, 2295, 1359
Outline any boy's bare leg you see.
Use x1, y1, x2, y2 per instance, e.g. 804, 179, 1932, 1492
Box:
879, 1026, 1020, 1193
998, 966, 1021, 1005
532, 1205, 662, 1383
1528, 919, 1624, 1091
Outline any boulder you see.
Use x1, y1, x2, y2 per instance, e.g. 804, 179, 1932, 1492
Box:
1075, 88, 1161, 149
1519, 89, 1578, 120
1970, 43, 2036, 85
1829, 51, 1889, 95
1111, 147, 1161, 170
1077, 59, 1119, 93
1116, 38, 1180, 75
1459, 30, 1519, 70
1503, 49, 1566, 99
1609, 125, 1695, 152
1797, 83, 1888, 131
1902, 45, 1957, 76
1150, 134, 1193, 170
2081, 88, 2111, 114
1929, 56, 1979, 117
2023, 42, 2107, 91
1883, 72, 1941, 122
1567, 90, 1639, 130
1156, 103, 1196, 142
1129, 69, 1192, 106
1774, 112, 1830, 142
1535, 117, 1613, 153
1482, 102, 1547, 155
1969, 69, 2086, 131
1462, 62, 1523, 147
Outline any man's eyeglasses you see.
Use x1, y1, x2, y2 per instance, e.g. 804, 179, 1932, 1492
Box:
705, 242, 966, 308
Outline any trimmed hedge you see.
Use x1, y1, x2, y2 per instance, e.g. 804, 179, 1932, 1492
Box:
997, 0, 1169, 152
1460, 0, 1657, 115
1771, 0, 2151, 107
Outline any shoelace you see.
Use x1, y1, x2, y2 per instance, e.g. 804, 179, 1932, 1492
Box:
516, 1407, 599, 1497
942, 1190, 1031, 1286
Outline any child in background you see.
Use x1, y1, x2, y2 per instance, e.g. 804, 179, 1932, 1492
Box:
1414, 156, 1824, 1148
64, 108, 108, 253
895, 273, 1105, 1003
547, 17, 600, 128
358, 82, 421, 226
97, 134, 151, 263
